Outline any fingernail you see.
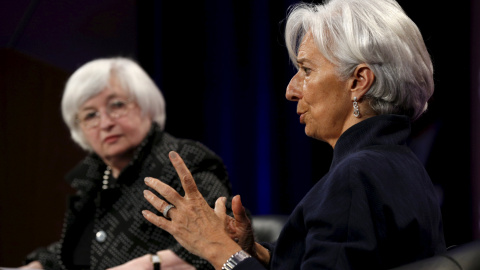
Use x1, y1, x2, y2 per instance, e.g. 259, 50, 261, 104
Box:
144, 177, 151, 184
169, 151, 178, 159
221, 197, 227, 203
142, 210, 149, 217
143, 190, 149, 198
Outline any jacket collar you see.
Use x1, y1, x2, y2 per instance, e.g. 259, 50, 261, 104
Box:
331, 114, 411, 169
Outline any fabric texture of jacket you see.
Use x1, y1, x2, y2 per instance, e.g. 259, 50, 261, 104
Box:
236, 114, 446, 270
26, 124, 232, 270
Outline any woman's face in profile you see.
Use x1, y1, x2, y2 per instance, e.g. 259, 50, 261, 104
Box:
285, 32, 352, 147
78, 78, 151, 163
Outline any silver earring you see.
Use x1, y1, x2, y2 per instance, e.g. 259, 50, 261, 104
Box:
353, 97, 360, 118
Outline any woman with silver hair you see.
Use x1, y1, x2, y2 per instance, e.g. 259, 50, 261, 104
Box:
142, 0, 445, 269
23, 57, 232, 270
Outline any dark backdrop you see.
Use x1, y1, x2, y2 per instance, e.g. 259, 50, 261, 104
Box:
136, 0, 474, 246
0, 0, 476, 266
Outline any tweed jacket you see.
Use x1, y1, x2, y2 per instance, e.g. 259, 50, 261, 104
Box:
235, 115, 446, 269
26, 124, 232, 270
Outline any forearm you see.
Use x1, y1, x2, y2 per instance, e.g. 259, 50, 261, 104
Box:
20, 260, 43, 269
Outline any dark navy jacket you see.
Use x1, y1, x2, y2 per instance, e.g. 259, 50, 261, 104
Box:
238, 114, 446, 270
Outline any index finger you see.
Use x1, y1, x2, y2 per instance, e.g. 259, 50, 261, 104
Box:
168, 151, 200, 196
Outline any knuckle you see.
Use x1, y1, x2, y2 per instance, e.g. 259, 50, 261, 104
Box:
162, 188, 176, 199
182, 174, 193, 183
151, 179, 161, 190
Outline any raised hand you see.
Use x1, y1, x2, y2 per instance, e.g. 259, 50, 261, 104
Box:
142, 151, 242, 269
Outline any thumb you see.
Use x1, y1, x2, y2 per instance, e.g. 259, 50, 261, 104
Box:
232, 195, 250, 226
215, 197, 237, 237
214, 197, 227, 217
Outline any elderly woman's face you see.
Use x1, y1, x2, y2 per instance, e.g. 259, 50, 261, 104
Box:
78, 79, 151, 163
286, 32, 352, 147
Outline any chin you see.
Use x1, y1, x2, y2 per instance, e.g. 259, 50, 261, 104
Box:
102, 145, 130, 158
304, 126, 314, 138
304, 129, 323, 142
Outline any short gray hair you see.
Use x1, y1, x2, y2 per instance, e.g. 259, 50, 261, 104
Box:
285, 0, 433, 120
61, 57, 166, 151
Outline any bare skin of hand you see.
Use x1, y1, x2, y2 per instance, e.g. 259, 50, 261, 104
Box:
142, 151, 243, 269
106, 250, 195, 270
106, 254, 152, 270
156, 250, 196, 270
223, 195, 271, 266
20, 261, 43, 269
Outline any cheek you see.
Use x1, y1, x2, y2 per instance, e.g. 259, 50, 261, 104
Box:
303, 88, 323, 111
88, 133, 100, 144
122, 116, 151, 140
81, 128, 94, 142
83, 131, 101, 150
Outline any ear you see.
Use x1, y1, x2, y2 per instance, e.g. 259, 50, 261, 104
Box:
349, 64, 375, 100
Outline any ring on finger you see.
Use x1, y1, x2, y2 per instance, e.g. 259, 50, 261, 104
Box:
163, 204, 175, 218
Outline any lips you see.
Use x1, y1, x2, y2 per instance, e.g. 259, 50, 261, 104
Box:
103, 135, 121, 144
297, 110, 306, 124
300, 113, 308, 124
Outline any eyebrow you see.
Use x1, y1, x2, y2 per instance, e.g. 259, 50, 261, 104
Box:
79, 106, 96, 112
79, 94, 125, 111
296, 57, 313, 66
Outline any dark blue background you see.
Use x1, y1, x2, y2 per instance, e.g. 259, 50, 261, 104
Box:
0, 0, 476, 266
136, 0, 474, 248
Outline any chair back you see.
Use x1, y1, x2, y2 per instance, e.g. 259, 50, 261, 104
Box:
251, 215, 289, 243
391, 241, 480, 270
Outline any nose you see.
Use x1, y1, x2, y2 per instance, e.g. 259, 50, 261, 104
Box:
99, 109, 115, 129
286, 72, 302, 101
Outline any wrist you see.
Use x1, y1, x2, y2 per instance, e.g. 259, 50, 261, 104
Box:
222, 250, 251, 270
207, 241, 242, 270
151, 253, 161, 270
253, 243, 271, 267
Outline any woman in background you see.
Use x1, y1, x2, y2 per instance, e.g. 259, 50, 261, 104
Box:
23, 57, 231, 270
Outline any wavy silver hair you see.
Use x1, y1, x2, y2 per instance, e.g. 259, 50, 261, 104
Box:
285, 0, 433, 120
61, 57, 166, 151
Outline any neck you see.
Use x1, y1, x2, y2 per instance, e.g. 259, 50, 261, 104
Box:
104, 149, 134, 178
110, 165, 123, 178
107, 160, 128, 178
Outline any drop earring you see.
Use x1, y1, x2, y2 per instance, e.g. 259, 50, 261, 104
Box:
353, 97, 360, 118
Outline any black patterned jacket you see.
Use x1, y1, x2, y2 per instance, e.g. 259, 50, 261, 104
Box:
26, 124, 232, 270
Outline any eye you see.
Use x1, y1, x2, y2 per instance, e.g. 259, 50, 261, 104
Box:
303, 67, 311, 75
109, 100, 128, 109
82, 111, 98, 121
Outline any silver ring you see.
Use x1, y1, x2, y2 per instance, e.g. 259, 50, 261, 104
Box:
162, 204, 175, 218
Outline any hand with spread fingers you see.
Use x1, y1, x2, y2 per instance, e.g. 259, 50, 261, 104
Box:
143, 151, 270, 269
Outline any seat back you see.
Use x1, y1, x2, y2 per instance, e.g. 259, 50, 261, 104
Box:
251, 215, 289, 243
391, 241, 480, 270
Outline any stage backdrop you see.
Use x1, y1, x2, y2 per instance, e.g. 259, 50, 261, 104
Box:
137, 0, 474, 247
0, 0, 475, 266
